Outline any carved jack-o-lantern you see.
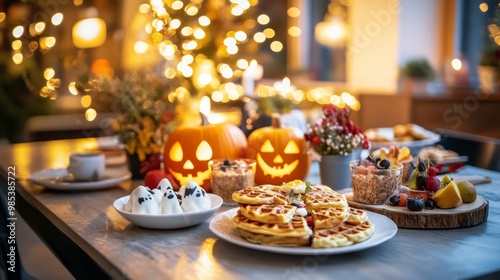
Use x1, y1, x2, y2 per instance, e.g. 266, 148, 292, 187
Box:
247, 116, 310, 185
163, 114, 247, 192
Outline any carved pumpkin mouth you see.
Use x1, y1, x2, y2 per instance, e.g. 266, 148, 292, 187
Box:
256, 153, 299, 178
168, 168, 211, 186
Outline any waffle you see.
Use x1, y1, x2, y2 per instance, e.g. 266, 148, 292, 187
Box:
231, 180, 375, 248
311, 206, 350, 230
232, 210, 312, 237
304, 185, 348, 211
239, 204, 297, 224
232, 185, 288, 205
312, 221, 375, 248
345, 207, 368, 225
236, 228, 311, 247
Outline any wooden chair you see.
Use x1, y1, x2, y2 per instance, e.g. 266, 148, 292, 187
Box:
435, 128, 500, 172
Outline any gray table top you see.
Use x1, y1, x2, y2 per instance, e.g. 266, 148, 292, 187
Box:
1, 138, 499, 280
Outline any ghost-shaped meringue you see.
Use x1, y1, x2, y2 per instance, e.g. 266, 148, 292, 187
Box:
181, 181, 212, 213
150, 188, 163, 206
127, 185, 159, 214
156, 178, 173, 194
159, 187, 183, 214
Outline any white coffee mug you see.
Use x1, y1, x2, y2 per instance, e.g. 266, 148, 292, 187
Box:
68, 152, 105, 181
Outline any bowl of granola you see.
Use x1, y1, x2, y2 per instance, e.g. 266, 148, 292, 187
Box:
350, 158, 403, 205
209, 158, 256, 204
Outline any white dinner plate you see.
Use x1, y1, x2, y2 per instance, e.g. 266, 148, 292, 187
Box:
29, 168, 131, 191
209, 208, 397, 255
113, 194, 223, 229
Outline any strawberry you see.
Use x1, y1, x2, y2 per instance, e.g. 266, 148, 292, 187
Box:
306, 216, 314, 227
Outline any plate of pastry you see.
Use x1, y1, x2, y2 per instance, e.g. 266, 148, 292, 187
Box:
365, 123, 440, 155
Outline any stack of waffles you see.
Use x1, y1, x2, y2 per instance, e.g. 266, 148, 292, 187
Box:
231, 180, 375, 248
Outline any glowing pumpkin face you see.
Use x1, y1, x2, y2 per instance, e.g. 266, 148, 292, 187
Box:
163, 121, 247, 192
247, 121, 310, 185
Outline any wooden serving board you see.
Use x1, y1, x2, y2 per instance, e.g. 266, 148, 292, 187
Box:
345, 193, 489, 229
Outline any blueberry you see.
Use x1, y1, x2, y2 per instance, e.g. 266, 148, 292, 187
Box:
407, 197, 424, 211
388, 195, 400, 206
425, 198, 435, 209
377, 159, 391, 169
223, 159, 232, 166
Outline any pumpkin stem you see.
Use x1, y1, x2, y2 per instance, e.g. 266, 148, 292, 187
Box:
271, 113, 281, 128
200, 112, 210, 126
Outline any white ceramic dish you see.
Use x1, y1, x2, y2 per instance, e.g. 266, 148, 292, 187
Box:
30, 168, 131, 191
368, 127, 440, 156
113, 194, 223, 229
209, 208, 397, 255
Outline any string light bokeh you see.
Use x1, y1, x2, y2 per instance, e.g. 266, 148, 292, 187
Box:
1, 0, 362, 117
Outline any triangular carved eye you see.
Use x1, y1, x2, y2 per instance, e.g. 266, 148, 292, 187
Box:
260, 140, 275, 153
169, 141, 183, 162
284, 140, 299, 154
196, 140, 213, 161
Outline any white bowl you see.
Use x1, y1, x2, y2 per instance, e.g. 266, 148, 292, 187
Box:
113, 194, 223, 229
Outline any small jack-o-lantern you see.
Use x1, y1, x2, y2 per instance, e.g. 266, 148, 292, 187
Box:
163, 114, 247, 192
247, 115, 310, 185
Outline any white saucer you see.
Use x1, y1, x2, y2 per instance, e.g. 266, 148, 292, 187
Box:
113, 194, 223, 229
29, 167, 131, 191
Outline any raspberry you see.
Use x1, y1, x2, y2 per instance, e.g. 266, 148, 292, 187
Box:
427, 167, 439, 177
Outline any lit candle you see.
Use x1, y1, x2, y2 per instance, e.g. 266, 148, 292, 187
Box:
242, 60, 263, 95
451, 58, 470, 86
445, 57, 470, 87
273, 77, 294, 96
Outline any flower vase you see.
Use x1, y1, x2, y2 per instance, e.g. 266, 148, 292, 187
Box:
319, 150, 360, 191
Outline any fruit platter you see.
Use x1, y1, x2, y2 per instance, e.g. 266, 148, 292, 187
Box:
345, 146, 489, 229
